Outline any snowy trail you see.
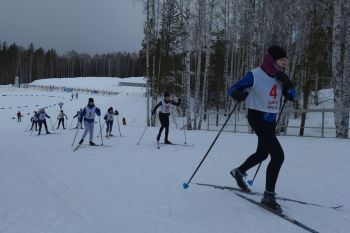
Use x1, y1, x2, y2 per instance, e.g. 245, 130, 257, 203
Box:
1, 79, 350, 233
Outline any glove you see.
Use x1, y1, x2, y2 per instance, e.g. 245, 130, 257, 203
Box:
232, 90, 249, 102
104, 116, 107, 121
115, 110, 119, 115
287, 88, 297, 102
275, 72, 294, 89
96, 108, 101, 116
152, 110, 156, 115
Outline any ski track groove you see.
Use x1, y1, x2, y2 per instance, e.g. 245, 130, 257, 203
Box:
21, 155, 109, 233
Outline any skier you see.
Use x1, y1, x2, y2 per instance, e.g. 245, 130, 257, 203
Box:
58, 102, 64, 110
57, 110, 68, 129
17, 111, 22, 122
78, 98, 101, 146
30, 111, 39, 131
37, 108, 51, 135
152, 92, 181, 144
73, 108, 84, 129
71, 93, 74, 100
76, 93, 78, 99
227, 45, 296, 212
103, 107, 119, 137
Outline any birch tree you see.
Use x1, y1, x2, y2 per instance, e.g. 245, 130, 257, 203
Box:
332, 0, 347, 138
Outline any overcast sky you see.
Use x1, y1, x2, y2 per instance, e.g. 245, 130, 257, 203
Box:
0, 0, 145, 55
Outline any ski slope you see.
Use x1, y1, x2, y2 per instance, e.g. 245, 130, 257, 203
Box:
0, 77, 349, 233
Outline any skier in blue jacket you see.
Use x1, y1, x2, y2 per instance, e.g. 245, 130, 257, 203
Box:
78, 98, 101, 146
227, 46, 297, 212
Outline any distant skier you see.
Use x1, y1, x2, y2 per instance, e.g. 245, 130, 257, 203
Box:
103, 107, 119, 137
152, 92, 181, 144
227, 45, 296, 212
58, 102, 64, 110
76, 93, 78, 99
78, 98, 101, 146
57, 110, 68, 129
17, 111, 22, 122
71, 93, 74, 100
30, 111, 39, 131
73, 108, 84, 129
37, 108, 51, 135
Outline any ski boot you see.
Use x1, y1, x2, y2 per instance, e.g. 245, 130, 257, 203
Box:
89, 141, 96, 146
46, 131, 51, 134
230, 168, 250, 192
109, 133, 113, 137
79, 139, 84, 145
164, 140, 172, 144
261, 191, 282, 213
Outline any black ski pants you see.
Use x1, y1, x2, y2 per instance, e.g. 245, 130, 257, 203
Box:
106, 120, 113, 133
30, 121, 38, 130
57, 118, 65, 129
38, 120, 49, 134
157, 112, 170, 141
238, 109, 284, 193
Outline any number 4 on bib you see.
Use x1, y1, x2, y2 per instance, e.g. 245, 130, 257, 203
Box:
269, 84, 278, 99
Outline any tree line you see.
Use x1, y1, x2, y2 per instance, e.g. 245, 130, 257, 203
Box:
140, 0, 350, 138
0, 42, 143, 85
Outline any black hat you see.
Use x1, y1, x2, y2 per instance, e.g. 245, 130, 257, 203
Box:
88, 98, 94, 103
164, 92, 170, 97
268, 46, 287, 61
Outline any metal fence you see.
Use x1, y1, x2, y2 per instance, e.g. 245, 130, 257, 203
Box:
22, 84, 119, 96
204, 108, 350, 138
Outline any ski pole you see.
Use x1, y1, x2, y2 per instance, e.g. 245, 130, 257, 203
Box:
183, 102, 240, 189
116, 115, 122, 137
97, 121, 106, 137
98, 116, 104, 145
247, 98, 288, 186
25, 121, 31, 132
49, 118, 56, 133
30, 124, 34, 136
71, 122, 81, 146
53, 119, 58, 129
137, 124, 148, 145
68, 117, 74, 129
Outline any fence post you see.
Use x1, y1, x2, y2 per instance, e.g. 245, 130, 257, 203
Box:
321, 111, 325, 137
207, 112, 210, 131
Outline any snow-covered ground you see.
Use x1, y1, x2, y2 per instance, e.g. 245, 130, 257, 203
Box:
1, 77, 349, 233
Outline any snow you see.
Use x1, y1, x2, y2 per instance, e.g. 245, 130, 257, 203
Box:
31, 77, 146, 92
1, 77, 349, 233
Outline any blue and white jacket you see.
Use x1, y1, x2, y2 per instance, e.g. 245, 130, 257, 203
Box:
79, 105, 101, 122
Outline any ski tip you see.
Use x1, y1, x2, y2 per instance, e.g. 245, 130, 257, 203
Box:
247, 180, 253, 186
183, 182, 189, 189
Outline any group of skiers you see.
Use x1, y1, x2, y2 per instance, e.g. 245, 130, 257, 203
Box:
26, 97, 121, 146
22, 45, 297, 213
29, 108, 52, 135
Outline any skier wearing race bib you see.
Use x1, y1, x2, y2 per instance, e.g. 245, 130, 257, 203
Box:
104, 107, 119, 137
78, 98, 101, 146
30, 111, 39, 131
37, 108, 51, 135
227, 46, 297, 212
56, 110, 68, 129
152, 92, 181, 144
